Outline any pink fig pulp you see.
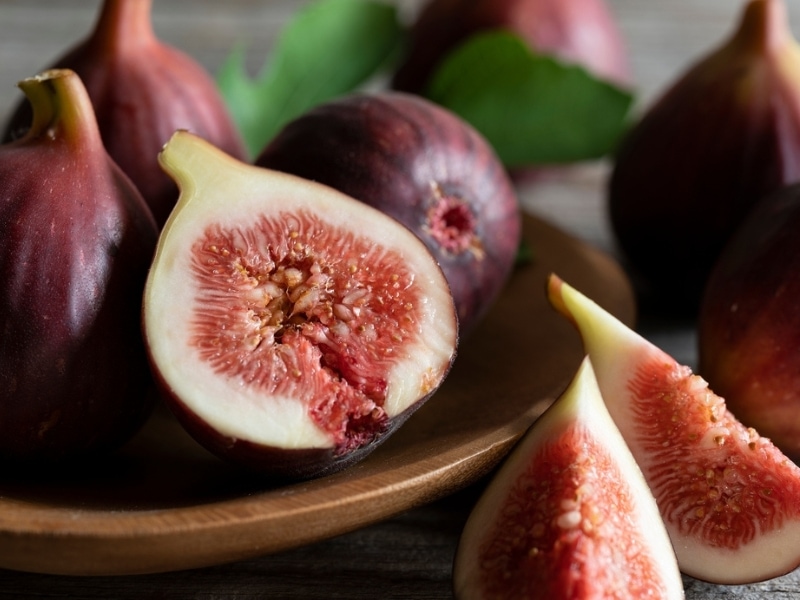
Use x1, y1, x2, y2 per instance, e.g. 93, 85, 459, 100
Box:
548, 273, 800, 584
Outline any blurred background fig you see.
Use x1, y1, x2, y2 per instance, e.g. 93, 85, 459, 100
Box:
608, 0, 800, 315
391, 0, 631, 94
2, 0, 246, 228
144, 131, 457, 480
0, 69, 158, 466
257, 92, 521, 335
699, 183, 800, 461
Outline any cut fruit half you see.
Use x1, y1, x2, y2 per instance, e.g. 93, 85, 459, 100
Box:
143, 131, 458, 480
548, 273, 800, 584
453, 357, 683, 599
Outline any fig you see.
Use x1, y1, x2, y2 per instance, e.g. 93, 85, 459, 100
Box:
2, 0, 246, 228
547, 273, 800, 584
699, 183, 800, 460
391, 0, 630, 94
453, 357, 683, 599
256, 92, 521, 335
0, 69, 158, 465
608, 0, 800, 314
143, 130, 458, 480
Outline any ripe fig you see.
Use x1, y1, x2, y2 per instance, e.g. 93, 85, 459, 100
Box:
0, 69, 158, 465
256, 92, 521, 335
699, 183, 800, 461
391, 0, 630, 94
143, 130, 458, 480
608, 0, 800, 314
548, 273, 800, 584
2, 0, 246, 228
453, 357, 683, 599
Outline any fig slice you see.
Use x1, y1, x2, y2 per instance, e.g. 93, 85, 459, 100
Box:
453, 356, 683, 599
143, 130, 458, 480
547, 274, 800, 584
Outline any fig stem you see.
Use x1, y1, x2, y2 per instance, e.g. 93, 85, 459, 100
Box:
90, 0, 156, 52
732, 0, 795, 55
16, 69, 104, 150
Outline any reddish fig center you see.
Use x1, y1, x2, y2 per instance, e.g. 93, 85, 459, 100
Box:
187, 209, 424, 453
628, 356, 800, 548
426, 184, 483, 257
478, 427, 668, 598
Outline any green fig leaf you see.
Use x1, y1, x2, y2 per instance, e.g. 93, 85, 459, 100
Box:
424, 31, 635, 167
216, 0, 403, 159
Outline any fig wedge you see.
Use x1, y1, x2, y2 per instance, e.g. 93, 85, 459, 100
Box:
548, 273, 800, 584
453, 357, 683, 599
143, 131, 458, 480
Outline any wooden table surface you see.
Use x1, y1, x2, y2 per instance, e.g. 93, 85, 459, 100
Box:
2, 0, 800, 597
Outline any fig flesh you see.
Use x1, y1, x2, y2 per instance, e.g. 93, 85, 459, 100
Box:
2, 0, 246, 228
144, 130, 458, 480
699, 183, 800, 461
608, 0, 800, 314
256, 92, 521, 335
453, 357, 683, 599
548, 274, 800, 584
0, 69, 158, 465
391, 0, 630, 94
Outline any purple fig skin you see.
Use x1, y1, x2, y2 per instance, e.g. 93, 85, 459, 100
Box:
0, 69, 159, 466
2, 0, 246, 229
699, 182, 800, 461
391, 0, 630, 94
608, 0, 800, 314
256, 92, 521, 335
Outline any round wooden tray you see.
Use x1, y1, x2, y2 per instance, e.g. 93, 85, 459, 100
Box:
0, 213, 635, 576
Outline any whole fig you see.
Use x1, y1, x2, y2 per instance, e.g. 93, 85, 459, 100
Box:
0, 69, 158, 465
2, 0, 246, 228
256, 92, 521, 335
699, 183, 800, 461
391, 0, 630, 94
608, 0, 800, 314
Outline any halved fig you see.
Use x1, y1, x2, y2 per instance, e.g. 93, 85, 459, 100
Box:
547, 273, 800, 584
453, 357, 683, 599
143, 131, 458, 480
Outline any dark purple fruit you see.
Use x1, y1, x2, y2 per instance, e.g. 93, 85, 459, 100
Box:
0, 69, 158, 465
256, 92, 521, 335
699, 182, 800, 461
392, 0, 630, 94
608, 0, 800, 314
143, 130, 458, 480
2, 0, 246, 228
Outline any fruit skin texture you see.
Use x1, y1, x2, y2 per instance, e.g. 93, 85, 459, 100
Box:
548, 273, 800, 584
699, 183, 800, 461
144, 130, 458, 480
0, 69, 158, 465
2, 0, 246, 228
453, 357, 683, 600
256, 92, 521, 335
391, 0, 630, 94
608, 0, 800, 314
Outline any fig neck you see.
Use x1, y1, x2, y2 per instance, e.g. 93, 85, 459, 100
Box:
18, 69, 105, 154
731, 0, 796, 56
90, 0, 157, 53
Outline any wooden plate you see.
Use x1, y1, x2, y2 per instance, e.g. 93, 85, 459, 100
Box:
0, 213, 635, 576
